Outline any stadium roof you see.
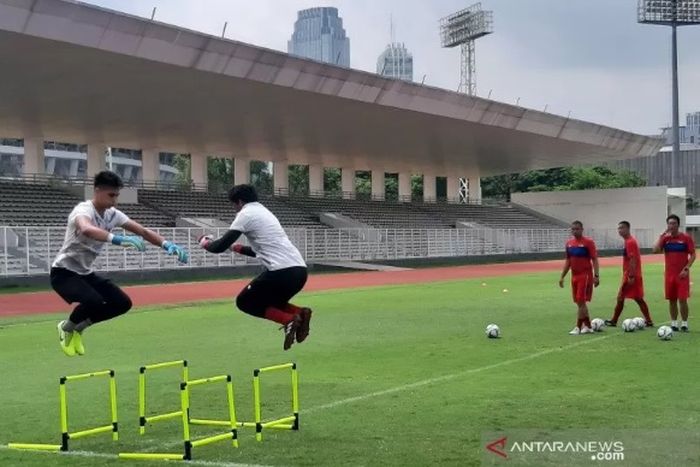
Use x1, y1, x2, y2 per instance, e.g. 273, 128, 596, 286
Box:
0, 0, 663, 176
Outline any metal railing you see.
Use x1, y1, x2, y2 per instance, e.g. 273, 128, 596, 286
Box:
0, 226, 654, 277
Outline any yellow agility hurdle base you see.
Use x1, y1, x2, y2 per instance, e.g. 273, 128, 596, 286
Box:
240, 362, 299, 442
138, 359, 189, 435
119, 373, 238, 461
8, 369, 118, 452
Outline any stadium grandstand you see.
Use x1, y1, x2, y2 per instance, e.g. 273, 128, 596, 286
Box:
0, 0, 663, 279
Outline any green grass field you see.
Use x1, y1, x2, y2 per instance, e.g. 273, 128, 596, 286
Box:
1, 263, 699, 466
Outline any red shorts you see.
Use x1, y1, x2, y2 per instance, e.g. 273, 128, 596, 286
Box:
571, 274, 593, 303
665, 273, 690, 300
618, 275, 644, 300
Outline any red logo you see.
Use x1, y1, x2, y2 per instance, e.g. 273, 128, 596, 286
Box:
486, 436, 508, 458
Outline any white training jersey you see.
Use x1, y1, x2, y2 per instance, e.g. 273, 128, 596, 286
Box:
52, 201, 130, 275
230, 202, 306, 271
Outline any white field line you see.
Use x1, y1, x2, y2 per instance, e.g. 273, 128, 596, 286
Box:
301, 332, 617, 413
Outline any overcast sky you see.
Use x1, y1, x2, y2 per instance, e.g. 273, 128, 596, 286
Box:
85, 0, 700, 136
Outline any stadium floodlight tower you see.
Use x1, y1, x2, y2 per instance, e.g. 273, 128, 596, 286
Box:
440, 3, 493, 95
638, 0, 700, 187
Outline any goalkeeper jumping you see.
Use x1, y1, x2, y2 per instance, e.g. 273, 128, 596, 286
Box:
51, 171, 188, 356
198, 184, 312, 351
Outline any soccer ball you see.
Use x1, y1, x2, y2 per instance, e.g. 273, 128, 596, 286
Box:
622, 319, 635, 332
590, 318, 605, 332
485, 324, 500, 339
633, 317, 646, 330
657, 325, 673, 341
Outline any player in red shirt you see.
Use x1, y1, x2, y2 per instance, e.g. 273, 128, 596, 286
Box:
653, 214, 696, 332
559, 221, 600, 335
605, 221, 654, 327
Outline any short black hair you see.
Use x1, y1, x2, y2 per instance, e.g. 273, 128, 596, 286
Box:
667, 214, 681, 224
619, 221, 631, 228
571, 220, 583, 228
228, 184, 258, 204
94, 170, 123, 189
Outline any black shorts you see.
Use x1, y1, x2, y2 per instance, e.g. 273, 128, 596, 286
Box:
236, 266, 308, 316
50, 267, 132, 323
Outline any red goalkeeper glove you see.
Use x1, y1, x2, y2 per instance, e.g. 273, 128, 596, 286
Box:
198, 234, 213, 249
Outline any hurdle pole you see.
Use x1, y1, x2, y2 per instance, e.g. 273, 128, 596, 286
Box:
6, 443, 62, 451
291, 363, 299, 430
227, 376, 239, 447
59, 376, 68, 451
180, 381, 192, 461
109, 370, 118, 441
253, 369, 262, 441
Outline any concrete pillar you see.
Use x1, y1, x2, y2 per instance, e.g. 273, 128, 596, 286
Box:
87, 144, 106, 178
191, 153, 208, 189
341, 167, 355, 199
141, 149, 160, 184
446, 176, 460, 203
371, 169, 385, 201
273, 161, 289, 195
309, 164, 323, 196
234, 157, 250, 185
398, 172, 411, 202
423, 173, 436, 203
22, 137, 44, 175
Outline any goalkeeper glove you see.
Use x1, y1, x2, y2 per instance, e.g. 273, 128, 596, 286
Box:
162, 241, 189, 264
110, 234, 145, 252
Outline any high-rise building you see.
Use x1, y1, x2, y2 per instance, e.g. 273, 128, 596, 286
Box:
288, 7, 350, 67
377, 42, 413, 81
661, 111, 700, 146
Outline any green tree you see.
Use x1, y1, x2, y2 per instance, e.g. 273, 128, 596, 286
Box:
325, 168, 341, 195
385, 174, 398, 201
250, 160, 272, 193
356, 171, 371, 199
481, 166, 646, 199
289, 165, 309, 195
207, 157, 233, 192
411, 175, 423, 200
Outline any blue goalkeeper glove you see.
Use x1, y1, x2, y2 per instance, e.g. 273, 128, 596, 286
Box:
110, 234, 145, 252
162, 240, 189, 264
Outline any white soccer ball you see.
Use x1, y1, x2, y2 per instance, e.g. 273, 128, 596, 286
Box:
633, 317, 646, 330
485, 324, 500, 339
590, 318, 605, 332
657, 325, 673, 341
622, 319, 636, 332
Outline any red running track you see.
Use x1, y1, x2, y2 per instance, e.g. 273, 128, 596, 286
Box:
0, 256, 665, 317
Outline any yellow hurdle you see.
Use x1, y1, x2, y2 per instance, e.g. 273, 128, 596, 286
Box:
243, 362, 299, 442
138, 359, 188, 435
9, 369, 118, 452
182, 375, 239, 460
120, 373, 238, 461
